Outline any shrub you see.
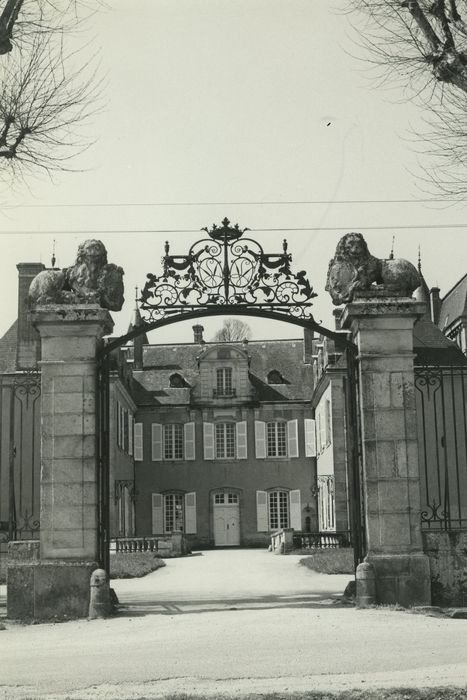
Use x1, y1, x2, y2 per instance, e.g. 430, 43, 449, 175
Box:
299, 548, 355, 575
110, 552, 166, 579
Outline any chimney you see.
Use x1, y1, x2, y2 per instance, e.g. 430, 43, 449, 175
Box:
16, 263, 45, 369
303, 327, 313, 364
192, 324, 204, 344
430, 287, 441, 326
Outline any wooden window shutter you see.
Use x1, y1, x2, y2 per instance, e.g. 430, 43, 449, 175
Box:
325, 399, 332, 446
185, 492, 197, 534
123, 408, 128, 452
184, 422, 196, 461
287, 419, 299, 458
289, 489, 302, 530
134, 422, 143, 462
320, 409, 326, 452
236, 421, 247, 459
151, 423, 162, 461
254, 421, 266, 459
128, 414, 133, 456
203, 422, 215, 460
256, 490, 268, 532
304, 418, 316, 457
151, 493, 164, 534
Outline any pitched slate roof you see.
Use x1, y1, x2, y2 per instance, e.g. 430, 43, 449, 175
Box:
137, 338, 314, 403
0, 320, 17, 373
413, 318, 467, 366
438, 274, 467, 332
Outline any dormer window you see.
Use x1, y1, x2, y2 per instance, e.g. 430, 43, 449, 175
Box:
267, 370, 284, 384
169, 373, 186, 388
214, 367, 235, 397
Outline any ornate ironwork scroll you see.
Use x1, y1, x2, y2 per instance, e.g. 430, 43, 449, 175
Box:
140, 218, 317, 322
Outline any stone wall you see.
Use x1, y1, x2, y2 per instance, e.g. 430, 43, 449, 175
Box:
423, 531, 467, 606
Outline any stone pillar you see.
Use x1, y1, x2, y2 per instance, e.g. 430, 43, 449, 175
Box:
7, 305, 113, 621
341, 291, 431, 607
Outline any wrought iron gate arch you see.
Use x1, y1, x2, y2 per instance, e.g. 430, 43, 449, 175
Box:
96, 219, 364, 571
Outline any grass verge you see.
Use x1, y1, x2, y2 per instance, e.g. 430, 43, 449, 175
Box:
109, 552, 166, 579
149, 689, 467, 700
299, 548, 355, 575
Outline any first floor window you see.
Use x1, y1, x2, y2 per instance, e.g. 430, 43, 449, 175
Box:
215, 422, 236, 458
267, 421, 287, 457
164, 493, 184, 533
268, 490, 289, 530
164, 424, 184, 460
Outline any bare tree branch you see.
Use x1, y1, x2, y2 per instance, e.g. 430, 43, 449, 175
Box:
0, 0, 103, 184
346, 0, 467, 196
212, 319, 252, 342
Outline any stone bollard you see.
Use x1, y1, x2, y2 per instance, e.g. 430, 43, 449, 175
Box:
356, 561, 376, 608
88, 568, 112, 620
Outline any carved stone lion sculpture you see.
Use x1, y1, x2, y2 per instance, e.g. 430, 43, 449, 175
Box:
325, 232, 421, 305
28, 239, 124, 312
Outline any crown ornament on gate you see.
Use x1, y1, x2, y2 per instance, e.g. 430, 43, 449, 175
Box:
140, 218, 317, 322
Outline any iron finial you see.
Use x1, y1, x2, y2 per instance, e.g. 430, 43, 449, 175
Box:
51, 238, 56, 269
418, 245, 422, 273
389, 235, 395, 260
164, 241, 170, 256
283, 239, 288, 253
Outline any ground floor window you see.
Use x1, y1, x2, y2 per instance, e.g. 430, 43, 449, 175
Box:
164, 493, 184, 533
318, 475, 335, 531
268, 490, 289, 530
115, 480, 135, 537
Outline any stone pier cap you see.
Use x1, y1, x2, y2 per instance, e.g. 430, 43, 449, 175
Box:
31, 304, 114, 338
339, 289, 427, 330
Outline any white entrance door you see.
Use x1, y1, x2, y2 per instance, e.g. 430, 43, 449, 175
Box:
213, 493, 240, 546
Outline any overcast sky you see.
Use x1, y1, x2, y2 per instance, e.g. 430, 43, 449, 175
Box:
1, 0, 466, 344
